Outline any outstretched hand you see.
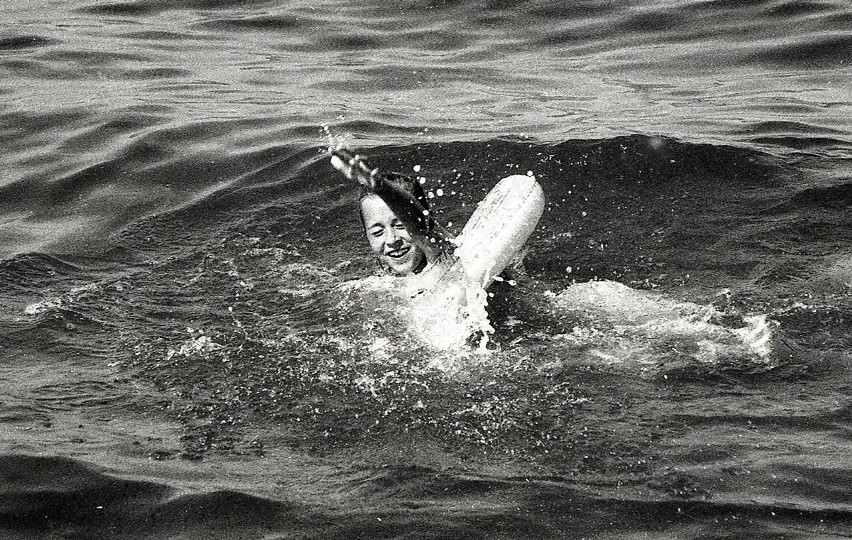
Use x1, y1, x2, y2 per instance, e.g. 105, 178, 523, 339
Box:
329, 146, 379, 190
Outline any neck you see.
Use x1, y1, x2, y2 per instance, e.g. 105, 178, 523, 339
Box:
412, 254, 428, 274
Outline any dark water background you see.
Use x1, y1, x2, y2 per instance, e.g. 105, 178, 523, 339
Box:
1, 1, 851, 538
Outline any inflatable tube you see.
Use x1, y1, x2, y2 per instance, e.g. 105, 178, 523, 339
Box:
450, 174, 545, 289
407, 174, 544, 349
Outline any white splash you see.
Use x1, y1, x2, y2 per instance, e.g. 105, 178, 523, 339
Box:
24, 283, 98, 315
548, 280, 777, 368
409, 277, 494, 354
165, 335, 223, 360
338, 266, 495, 361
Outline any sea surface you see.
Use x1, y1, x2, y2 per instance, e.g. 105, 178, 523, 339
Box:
1, 1, 851, 538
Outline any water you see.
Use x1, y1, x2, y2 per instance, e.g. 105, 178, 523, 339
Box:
1, 1, 851, 538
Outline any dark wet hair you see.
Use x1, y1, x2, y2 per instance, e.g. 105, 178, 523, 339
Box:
357, 172, 430, 230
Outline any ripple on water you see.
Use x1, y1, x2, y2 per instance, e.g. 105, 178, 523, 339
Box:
0, 35, 52, 51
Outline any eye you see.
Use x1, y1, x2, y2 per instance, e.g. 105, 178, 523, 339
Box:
369, 227, 383, 237
393, 222, 407, 230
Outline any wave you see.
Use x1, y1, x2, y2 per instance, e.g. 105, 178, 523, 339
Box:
3, 453, 851, 539
0, 35, 52, 51
0, 134, 783, 261
749, 135, 852, 151
0, 110, 316, 258
738, 118, 852, 150
0, 253, 85, 282
750, 32, 852, 68
0, 50, 174, 81
73, 0, 272, 16
761, 180, 852, 217
788, 181, 852, 209
739, 120, 848, 137
0, 454, 303, 536
195, 13, 314, 32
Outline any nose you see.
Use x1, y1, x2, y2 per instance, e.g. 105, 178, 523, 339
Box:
385, 226, 405, 247
386, 231, 403, 249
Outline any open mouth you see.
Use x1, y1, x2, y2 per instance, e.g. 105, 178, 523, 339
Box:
385, 246, 411, 259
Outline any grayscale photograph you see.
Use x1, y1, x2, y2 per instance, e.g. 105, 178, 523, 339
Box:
1, 0, 850, 538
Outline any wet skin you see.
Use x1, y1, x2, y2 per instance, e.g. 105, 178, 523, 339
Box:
360, 194, 426, 275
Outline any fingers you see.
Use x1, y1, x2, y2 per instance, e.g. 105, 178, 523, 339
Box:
328, 146, 378, 188
329, 153, 354, 179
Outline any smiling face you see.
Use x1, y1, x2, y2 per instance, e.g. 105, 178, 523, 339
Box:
360, 194, 425, 275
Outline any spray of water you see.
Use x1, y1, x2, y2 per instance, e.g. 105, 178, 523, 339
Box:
547, 280, 778, 369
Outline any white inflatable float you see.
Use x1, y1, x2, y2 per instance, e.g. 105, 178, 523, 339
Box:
408, 174, 545, 350
450, 173, 545, 289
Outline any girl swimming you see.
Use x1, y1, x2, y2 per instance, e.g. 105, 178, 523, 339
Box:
330, 145, 545, 349
331, 145, 544, 293
331, 146, 455, 276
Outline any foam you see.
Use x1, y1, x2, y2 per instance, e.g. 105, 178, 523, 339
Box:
547, 280, 777, 369
336, 272, 494, 366
165, 334, 224, 360
23, 283, 98, 315
409, 275, 494, 353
